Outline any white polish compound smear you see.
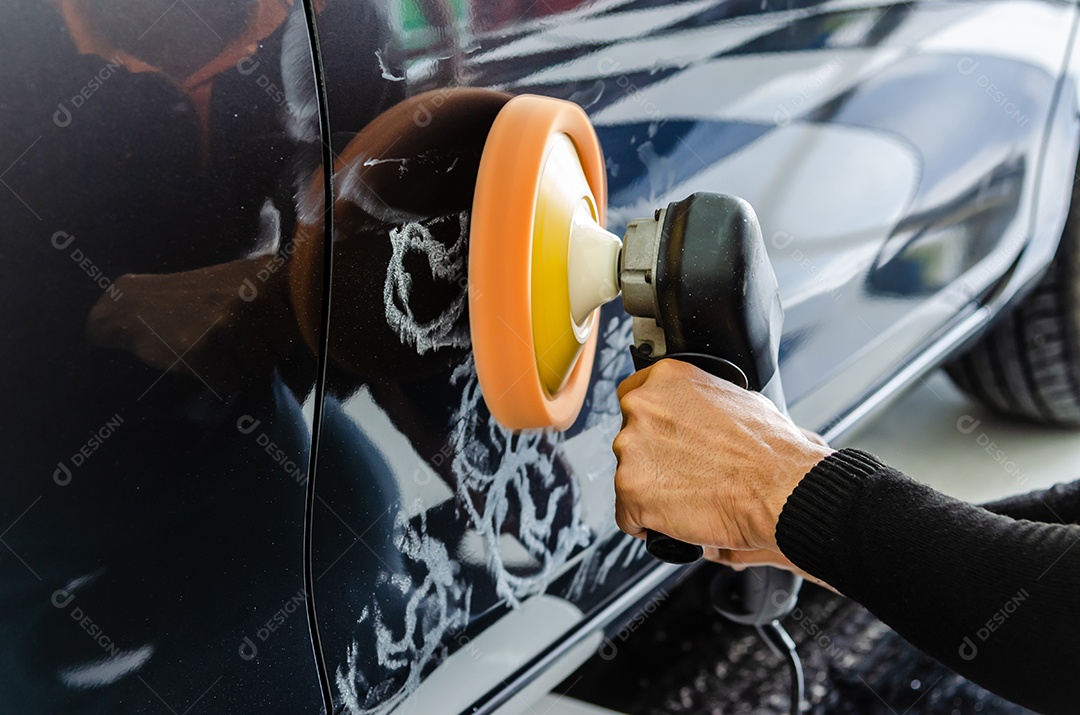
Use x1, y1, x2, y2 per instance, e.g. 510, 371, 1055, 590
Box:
584, 314, 634, 430
335, 373, 596, 712
566, 531, 642, 601
447, 357, 593, 604
59, 646, 155, 690
337, 358, 596, 711
281, 8, 319, 143
563, 314, 649, 601
376, 48, 406, 82
336, 508, 472, 715
344, 236, 603, 711
384, 213, 471, 355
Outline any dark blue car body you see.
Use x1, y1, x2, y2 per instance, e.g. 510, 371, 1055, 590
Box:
1, 0, 1077, 712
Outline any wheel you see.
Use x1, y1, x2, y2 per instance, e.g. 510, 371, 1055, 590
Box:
945, 176, 1080, 426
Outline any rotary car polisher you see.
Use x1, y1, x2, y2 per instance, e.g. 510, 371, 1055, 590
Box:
468, 94, 795, 571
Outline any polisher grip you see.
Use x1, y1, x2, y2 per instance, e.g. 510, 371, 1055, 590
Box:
645, 530, 704, 564
627, 194, 784, 566
632, 349, 751, 564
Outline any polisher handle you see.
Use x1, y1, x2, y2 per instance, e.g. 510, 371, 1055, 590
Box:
627, 193, 784, 566
633, 352, 749, 564
645, 530, 704, 564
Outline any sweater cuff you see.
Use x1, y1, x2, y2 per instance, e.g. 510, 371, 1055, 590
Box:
776, 448, 887, 588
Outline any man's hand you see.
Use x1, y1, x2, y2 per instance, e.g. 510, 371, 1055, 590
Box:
613, 359, 834, 554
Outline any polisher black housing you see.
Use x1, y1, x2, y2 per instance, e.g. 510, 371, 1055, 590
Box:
633, 192, 785, 399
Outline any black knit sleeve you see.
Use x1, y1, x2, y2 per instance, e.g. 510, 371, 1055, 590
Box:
980, 481, 1080, 525
775, 448, 1080, 715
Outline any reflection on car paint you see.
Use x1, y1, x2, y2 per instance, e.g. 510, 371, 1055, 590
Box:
4, 0, 1079, 712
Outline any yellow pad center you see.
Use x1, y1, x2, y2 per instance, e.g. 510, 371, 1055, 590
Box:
531, 134, 598, 396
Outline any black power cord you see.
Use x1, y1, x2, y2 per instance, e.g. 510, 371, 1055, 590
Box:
756, 620, 805, 715
710, 567, 806, 715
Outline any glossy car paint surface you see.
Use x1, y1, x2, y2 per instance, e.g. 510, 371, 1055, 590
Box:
1, 0, 1078, 714
0, 0, 334, 712
309, 1, 1080, 713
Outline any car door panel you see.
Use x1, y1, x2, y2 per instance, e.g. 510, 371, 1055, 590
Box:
305, 1, 1076, 713
0, 2, 330, 712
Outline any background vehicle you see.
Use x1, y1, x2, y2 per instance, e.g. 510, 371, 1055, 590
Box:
2, 0, 1079, 713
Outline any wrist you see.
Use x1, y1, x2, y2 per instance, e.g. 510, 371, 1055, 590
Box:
761, 442, 835, 551
773, 448, 887, 592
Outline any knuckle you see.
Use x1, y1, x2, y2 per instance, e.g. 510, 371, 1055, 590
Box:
619, 389, 643, 413
611, 431, 630, 458
656, 358, 693, 378
651, 359, 678, 379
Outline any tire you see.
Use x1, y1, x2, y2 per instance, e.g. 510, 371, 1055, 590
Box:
945, 179, 1080, 426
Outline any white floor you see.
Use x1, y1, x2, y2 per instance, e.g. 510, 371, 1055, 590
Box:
837, 369, 1080, 504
